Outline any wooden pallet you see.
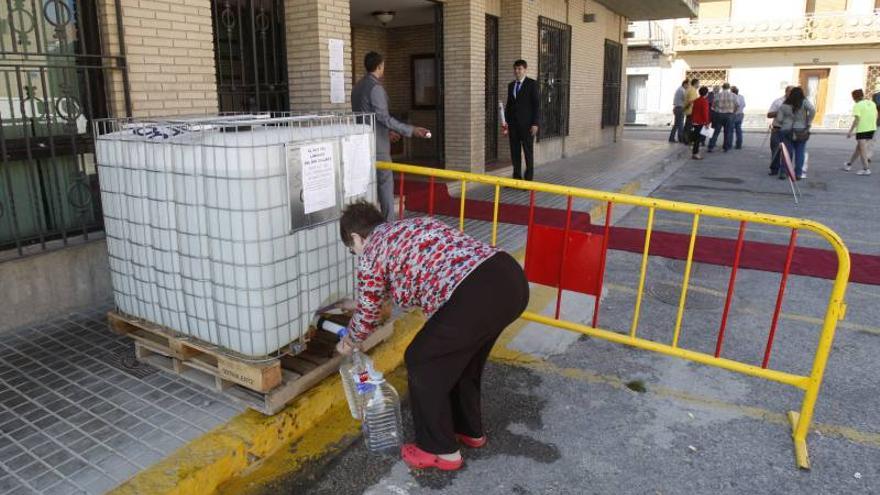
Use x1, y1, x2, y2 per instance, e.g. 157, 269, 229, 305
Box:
107, 311, 393, 415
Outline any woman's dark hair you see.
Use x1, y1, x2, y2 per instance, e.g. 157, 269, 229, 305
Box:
852, 89, 865, 100
785, 87, 806, 111
364, 52, 384, 73
698, 86, 709, 96
340, 200, 385, 246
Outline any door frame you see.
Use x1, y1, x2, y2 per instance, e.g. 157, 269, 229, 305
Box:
625, 74, 648, 125
799, 68, 830, 125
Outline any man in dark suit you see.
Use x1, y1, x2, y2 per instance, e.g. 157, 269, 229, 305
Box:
504, 59, 540, 180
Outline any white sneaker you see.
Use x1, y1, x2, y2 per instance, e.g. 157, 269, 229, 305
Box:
856, 169, 872, 176
842, 163, 852, 172
798, 174, 807, 180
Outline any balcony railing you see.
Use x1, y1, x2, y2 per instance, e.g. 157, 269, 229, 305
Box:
675, 11, 880, 51
628, 21, 672, 53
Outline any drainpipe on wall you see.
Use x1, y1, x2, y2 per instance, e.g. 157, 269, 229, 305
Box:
615, 14, 624, 143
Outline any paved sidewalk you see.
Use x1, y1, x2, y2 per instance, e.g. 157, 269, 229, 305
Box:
0, 305, 244, 495
232, 132, 880, 494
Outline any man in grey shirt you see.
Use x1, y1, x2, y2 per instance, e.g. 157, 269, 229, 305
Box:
352, 51, 430, 220
669, 80, 688, 143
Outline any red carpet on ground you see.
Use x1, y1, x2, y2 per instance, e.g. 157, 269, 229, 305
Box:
397, 178, 880, 285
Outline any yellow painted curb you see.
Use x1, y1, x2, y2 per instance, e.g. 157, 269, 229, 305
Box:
109, 311, 426, 495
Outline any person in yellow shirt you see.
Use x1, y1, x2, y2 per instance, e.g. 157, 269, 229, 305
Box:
682, 78, 700, 144
843, 89, 878, 176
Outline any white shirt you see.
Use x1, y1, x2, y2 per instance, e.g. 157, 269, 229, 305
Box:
768, 96, 785, 113
769, 96, 786, 126
735, 94, 746, 114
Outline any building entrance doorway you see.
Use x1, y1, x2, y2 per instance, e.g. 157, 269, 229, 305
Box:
350, 0, 444, 167
799, 68, 830, 125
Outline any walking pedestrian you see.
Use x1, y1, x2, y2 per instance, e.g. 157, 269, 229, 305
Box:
842, 89, 878, 176
708, 83, 737, 153
669, 80, 689, 143
683, 78, 700, 145
767, 86, 793, 176
731, 86, 746, 149
690, 86, 710, 160
352, 51, 431, 220
504, 59, 541, 180
336, 201, 529, 471
777, 87, 816, 180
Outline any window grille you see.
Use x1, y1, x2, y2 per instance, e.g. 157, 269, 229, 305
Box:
538, 17, 571, 139
685, 69, 729, 90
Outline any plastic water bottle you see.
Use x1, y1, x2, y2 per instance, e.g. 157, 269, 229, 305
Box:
340, 351, 370, 419
360, 369, 403, 455
318, 317, 369, 420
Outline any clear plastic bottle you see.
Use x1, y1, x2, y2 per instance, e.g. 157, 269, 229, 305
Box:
318, 317, 370, 420
361, 369, 403, 455
340, 350, 370, 419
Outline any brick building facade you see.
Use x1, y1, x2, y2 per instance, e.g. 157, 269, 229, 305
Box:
92, 0, 697, 173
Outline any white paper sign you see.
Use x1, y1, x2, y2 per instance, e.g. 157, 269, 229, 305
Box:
328, 39, 344, 72
300, 142, 337, 214
330, 71, 345, 104
343, 134, 372, 198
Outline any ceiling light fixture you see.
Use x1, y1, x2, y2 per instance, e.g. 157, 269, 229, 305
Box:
372, 10, 395, 26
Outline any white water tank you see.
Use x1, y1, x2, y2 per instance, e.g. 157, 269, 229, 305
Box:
95, 114, 376, 356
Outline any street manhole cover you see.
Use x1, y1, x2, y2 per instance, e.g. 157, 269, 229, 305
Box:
662, 258, 702, 276
106, 344, 159, 378
647, 281, 724, 310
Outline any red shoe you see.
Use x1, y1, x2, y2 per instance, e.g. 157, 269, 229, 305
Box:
456, 433, 487, 448
401, 444, 463, 471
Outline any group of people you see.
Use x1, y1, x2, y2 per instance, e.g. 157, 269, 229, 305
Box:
669, 79, 880, 180
669, 78, 747, 159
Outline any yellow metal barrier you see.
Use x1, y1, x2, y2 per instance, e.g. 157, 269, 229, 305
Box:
378, 161, 850, 470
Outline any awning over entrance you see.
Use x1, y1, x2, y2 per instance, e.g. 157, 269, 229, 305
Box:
594, 0, 697, 21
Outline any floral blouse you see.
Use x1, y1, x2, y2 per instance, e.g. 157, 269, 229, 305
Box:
348, 216, 498, 342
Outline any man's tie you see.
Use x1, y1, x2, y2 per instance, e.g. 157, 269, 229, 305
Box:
514, 80, 521, 99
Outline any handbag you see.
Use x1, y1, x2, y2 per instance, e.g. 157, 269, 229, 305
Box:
792, 128, 811, 142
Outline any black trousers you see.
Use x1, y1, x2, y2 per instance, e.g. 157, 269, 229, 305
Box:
405, 252, 530, 454
691, 124, 704, 155
508, 126, 535, 180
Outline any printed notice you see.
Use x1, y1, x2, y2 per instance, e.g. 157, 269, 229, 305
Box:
300, 142, 337, 214
330, 71, 345, 104
328, 39, 344, 72
343, 134, 372, 198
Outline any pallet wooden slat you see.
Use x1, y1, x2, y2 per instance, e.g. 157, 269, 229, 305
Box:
109, 310, 394, 415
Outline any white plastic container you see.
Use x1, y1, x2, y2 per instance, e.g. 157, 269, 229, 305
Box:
95, 114, 376, 356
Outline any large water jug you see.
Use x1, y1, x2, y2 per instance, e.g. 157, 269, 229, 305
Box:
361, 369, 403, 455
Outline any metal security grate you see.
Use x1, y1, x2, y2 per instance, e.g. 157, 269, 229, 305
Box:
866, 65, 880, 96
602, 40, 622, 128
211, 0, 289, 112
0, 0, 129, 257
685, 69, 729, 89
538, 17, 571, 140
